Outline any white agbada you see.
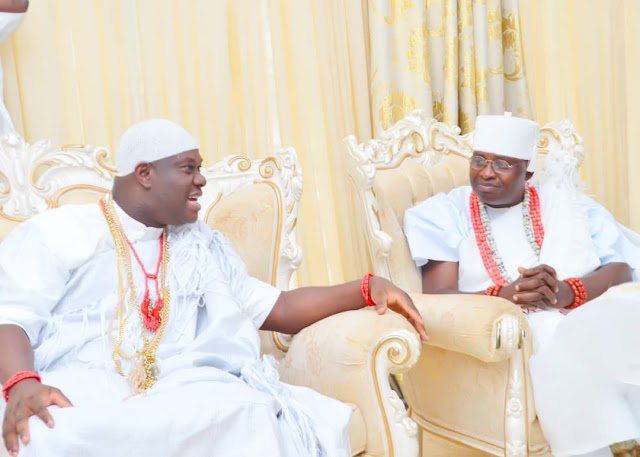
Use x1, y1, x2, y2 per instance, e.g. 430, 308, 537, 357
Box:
404, 177, 640, 456
0, 202, 351, 457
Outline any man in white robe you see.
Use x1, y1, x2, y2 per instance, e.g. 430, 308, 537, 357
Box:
403, 113, 640, 457
0, 119, 429, 457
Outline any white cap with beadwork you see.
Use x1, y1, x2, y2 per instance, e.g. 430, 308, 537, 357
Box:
473, 112, 540, 172
115, 118, 199, 176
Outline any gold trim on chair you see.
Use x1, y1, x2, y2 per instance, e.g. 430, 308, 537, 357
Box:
371, 333, 421, 457
203, 191, 224, 223
0, 208, 24, 222
49, 184, 109, 208
255, 180, 284, 288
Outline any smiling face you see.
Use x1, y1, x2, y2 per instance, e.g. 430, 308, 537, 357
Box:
469, 151, 529, 208
145, 149, 207, 225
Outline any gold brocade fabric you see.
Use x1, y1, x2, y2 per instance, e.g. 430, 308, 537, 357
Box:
368, 0, 532, 134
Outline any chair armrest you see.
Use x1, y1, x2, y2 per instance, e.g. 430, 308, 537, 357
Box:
279, 308, 422, 457
411, 293, 528, 363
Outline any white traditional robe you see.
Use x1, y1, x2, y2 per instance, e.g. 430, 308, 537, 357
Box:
404, 182, 640, 457
0, 203, 351, 457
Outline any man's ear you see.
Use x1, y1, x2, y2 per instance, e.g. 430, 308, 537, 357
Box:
134, 162, 154, 189
525, 171, 534, 181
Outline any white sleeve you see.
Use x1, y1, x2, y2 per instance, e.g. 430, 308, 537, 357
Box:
209, 229, 282, 330
584, 195, 640, 277
403, 191, 467, 267
0, 218, 71, 345
238, 277, 281, 330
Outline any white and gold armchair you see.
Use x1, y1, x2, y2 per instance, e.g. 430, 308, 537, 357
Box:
344, 111, 590, 457
0, 133, 423, 457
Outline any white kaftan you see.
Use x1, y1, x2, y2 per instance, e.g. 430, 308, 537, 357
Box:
0, 203, 351, 457
404, 183, 640, 457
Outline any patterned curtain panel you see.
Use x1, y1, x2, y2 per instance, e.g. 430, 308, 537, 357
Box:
368, 0, 532, 134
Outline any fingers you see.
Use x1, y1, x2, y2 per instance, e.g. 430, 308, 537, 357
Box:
514, 282, 557, 305
3, 408, 19, 457
33, 404, 54, 429
400, 300, 429, 342
413, 316, 430, 343
384, 294, 430, 343
49, 387, 73, 409
512, 291, 550, 308
370, 279, 430, 343
520, 264, 557, 280
514, 277, 543, 292
14, 408, 31, 446
517, 270, 559, 294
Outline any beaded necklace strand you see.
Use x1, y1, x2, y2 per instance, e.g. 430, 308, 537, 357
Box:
470, 184, 544, 287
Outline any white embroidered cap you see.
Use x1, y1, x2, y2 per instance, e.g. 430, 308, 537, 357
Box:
473, 112, 540, 172
115, 118, 199, 176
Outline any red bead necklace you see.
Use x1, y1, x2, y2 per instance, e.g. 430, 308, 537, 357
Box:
470, 184, 545, 286
123, 234, 166, 332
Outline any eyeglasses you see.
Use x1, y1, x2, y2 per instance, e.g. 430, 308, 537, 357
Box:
470, 155, 519, 173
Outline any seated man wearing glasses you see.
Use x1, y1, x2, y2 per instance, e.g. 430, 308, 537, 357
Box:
404, 113, 640, 457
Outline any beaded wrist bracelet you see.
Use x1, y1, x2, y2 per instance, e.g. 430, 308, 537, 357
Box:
361, 273, 376, 307
563, 277, 587, 310
485, 285, 502, 297
2, 370, 41, 402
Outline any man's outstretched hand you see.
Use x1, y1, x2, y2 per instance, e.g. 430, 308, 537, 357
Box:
368, 276, 429, 343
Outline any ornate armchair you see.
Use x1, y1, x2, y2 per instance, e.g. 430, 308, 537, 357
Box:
0, 133, 423, 457
343, 111, 592, 457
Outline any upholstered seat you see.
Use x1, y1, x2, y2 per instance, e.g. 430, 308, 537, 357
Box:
0, 134, 422, 456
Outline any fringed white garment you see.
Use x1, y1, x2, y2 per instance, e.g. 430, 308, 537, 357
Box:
0, 202, 351, 457
404, 152, 640, 456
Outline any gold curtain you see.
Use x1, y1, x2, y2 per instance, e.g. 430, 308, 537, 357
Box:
0, 0, 373, 286
519, 0, 640, 231
368, 0, 531, 134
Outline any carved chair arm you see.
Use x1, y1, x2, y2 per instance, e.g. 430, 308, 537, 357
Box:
279, 309, 422, 457
411, 294, 528, 363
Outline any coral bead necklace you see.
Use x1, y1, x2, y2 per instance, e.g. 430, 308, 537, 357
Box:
470, 183, 544, 287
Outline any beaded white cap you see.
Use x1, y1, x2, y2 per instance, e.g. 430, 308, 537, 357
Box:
474, 112, 540, 172
115, 119, 199, 176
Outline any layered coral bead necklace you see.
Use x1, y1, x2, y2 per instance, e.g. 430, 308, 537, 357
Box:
470, 183, 544, 287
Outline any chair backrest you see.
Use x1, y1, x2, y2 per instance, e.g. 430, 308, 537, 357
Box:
345, 110, 585, 293
0, 133, 303, 356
